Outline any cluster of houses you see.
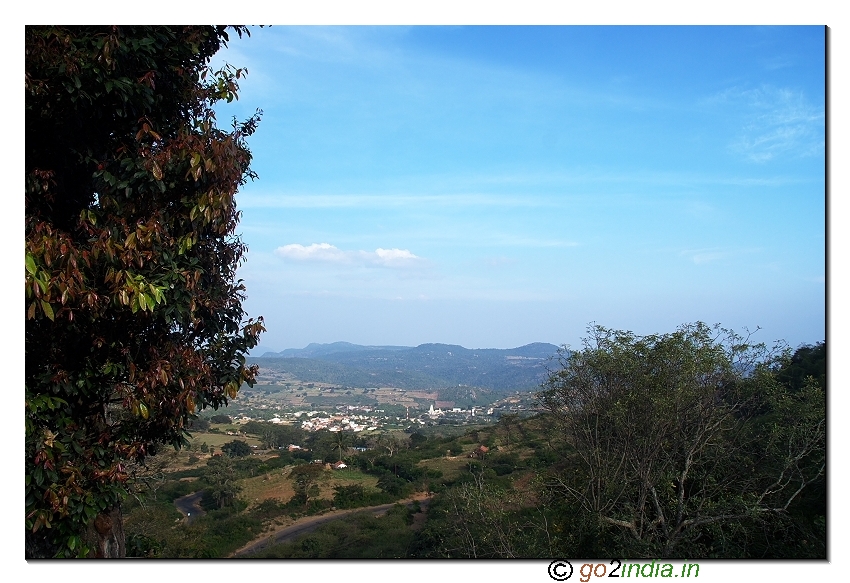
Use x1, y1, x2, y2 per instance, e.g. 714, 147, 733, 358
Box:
297, 412, 380, 433
228, 398, 506, 437
426, 402, 484, 419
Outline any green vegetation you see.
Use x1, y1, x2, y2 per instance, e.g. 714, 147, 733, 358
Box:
251, 504, 420, 558
221, 440, 253, 458
204, 456, 242, 509
124, 495, 270, 558
537, 324, 825, 559
242, 421, 306, 449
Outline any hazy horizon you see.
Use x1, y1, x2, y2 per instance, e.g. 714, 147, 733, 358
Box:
252, 332, 823, 357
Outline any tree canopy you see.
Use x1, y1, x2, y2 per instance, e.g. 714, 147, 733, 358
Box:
25, 26, 263, 557
538, 323, 825, 558
204, 456, 242, 509
221, 439, 253, 458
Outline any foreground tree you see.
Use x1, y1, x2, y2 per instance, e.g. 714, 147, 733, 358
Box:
538, 323, 825, 558
25, 26, 263, 557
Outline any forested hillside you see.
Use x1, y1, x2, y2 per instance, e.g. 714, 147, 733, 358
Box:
251, 342, 560, 392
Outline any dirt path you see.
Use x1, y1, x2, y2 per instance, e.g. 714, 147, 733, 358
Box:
231, 493, 431, 557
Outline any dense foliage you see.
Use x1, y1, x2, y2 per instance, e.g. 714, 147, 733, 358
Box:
251, 503, 419, 558
221, 439, 253, 457
537, 323, 825, 558
25, 25, 263, 557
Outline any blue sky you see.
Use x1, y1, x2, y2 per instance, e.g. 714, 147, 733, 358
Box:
209, 25, 825, 353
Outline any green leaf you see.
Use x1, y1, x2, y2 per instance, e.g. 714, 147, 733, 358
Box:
41, 300, 55, 321
139, 402, 149, 419
25, 254, 37, 275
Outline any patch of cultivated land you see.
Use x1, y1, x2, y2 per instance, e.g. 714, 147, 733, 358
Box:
136, 432, 268, 473
240, 470, 297, 507
417, 456, 470, 481
188, 430, 262, 450
240, 467, 381, 509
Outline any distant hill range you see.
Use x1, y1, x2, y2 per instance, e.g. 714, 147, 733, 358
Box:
250, 342, 563, 393
266, 341, 412, 359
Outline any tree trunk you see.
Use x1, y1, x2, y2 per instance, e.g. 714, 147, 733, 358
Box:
86, 506, 126, 558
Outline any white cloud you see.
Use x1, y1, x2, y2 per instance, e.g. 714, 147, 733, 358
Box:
275, 243, 423, 268
373, 247, 419, 267
275, 243, 348, 262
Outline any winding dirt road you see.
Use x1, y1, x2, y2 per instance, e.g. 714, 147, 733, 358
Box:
231, 493, 431, 557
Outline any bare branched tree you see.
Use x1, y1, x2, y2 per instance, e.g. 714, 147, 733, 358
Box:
538, 323, 825, 558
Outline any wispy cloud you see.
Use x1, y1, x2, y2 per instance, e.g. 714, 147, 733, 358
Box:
679, 247, 762, 265
265, 26, 410, 66
239, 192, 560, 209
482, 256, 517, 267
238, 169, 811, 210
275, 243, 424, 268
494, 235, 580, 248
761, 55, 797, 71
709, 85, 824, 163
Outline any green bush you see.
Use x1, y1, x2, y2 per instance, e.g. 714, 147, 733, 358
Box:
125, 533, 164, 558
252, 504, 416, 558
333, 484, 367, 509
